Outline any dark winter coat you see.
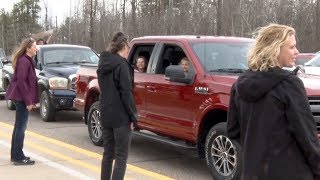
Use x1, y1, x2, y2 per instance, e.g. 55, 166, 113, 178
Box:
227, 67, 320, 180
6, 54, 39, 106
97, 51, 138, 128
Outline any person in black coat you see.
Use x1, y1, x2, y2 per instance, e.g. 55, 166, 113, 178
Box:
97, 32, 138, 180
227, 23, 320, 180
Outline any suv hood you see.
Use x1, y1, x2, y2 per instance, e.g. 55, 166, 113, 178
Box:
43, 64, 79, 77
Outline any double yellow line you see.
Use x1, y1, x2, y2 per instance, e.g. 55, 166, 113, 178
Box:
0, 122, 173, 180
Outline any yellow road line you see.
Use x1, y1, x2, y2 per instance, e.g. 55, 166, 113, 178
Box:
0, 132, 100, 172
0, 122, 173, 180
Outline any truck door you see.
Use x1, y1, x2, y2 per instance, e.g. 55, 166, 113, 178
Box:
145, 43, 196, 141
128, 43, 157, 127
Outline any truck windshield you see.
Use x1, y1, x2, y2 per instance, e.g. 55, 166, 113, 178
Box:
191, 42, 251, 73
43, 48, 99, 65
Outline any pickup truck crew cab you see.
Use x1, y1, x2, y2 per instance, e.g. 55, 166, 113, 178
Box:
75, 36, 320, 179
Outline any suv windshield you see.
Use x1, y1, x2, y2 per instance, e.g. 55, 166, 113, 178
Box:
191, 42, 251, 73
305, 54, 320, 67
43, 48, 99, 65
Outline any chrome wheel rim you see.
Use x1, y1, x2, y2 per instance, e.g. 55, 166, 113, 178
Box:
90, 109, 102, 140
6, 99, 12, 107
211, 135, 236, 176
41, 96, 48, 117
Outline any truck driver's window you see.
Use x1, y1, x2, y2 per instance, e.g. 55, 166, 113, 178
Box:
129, 44, 155, 73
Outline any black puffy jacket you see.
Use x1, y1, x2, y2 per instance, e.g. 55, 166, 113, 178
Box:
227, 67, 320, 180
97, 51, 138, 128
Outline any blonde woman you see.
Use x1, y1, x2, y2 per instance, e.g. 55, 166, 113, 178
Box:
6, 38, 38, 165
227, 24, 320, 179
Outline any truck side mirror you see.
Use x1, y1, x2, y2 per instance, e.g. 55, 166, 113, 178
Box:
165, 65, 191, 84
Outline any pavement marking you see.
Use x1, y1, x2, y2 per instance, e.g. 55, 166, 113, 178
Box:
0, 140, 95, 180
0, 122, 173, 180
0, 131, 100, 172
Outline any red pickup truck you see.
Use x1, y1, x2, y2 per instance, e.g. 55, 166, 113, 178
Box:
74, 36, 320, 180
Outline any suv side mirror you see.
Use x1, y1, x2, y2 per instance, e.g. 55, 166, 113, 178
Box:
165, 65, 191, 84
36, 60, 42, 70
293, 65, 305, 75
0, 57, 9, 64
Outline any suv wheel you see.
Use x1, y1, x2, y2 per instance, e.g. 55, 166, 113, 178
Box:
40, 91, 56, 122
205, 122, 242, 180
6, 99, 16, 110
87, 101, 103, 146
5, 84, 15, 110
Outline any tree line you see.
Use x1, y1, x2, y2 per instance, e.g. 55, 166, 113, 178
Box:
0, 0, 320, 54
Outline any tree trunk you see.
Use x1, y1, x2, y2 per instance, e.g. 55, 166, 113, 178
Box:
316, 0, 320, 51
121, 0, 126, 32
130, 0, 137, 37
216, 0, 222, 35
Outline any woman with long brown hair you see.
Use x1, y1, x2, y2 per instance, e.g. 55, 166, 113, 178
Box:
6, 37, 38, 165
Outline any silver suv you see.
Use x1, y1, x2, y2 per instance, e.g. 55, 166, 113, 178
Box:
0, 48, 7, 96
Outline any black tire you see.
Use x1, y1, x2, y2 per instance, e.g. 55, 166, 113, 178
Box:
205, 122, 242, 180
87, 101, 103, 146
4, 84, 15, 110
6, 99, 16, 110
40, 91, 56, 122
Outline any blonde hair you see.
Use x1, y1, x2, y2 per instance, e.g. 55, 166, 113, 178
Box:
12, 38, 36, 71
248, 23, 296, 71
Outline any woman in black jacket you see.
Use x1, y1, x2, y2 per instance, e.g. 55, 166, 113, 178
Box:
97, 32, 138, 180
227, 23, 320, 180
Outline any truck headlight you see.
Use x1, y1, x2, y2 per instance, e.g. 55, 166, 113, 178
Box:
49, 77, 68, 89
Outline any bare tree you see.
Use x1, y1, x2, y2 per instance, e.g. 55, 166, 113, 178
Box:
316, 0, 320, 51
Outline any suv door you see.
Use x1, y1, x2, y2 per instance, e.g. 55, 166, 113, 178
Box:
144, 42, 197, 141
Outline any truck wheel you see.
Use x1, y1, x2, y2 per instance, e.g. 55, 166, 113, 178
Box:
205, 122, 242, 180
6, 99, 16, 110
40, 91, 56, 122
87, 101, 103, 146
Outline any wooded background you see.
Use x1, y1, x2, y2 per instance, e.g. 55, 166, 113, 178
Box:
1, 0, 320, 54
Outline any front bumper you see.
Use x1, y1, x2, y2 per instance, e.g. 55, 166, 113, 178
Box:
49, 89, 76, 110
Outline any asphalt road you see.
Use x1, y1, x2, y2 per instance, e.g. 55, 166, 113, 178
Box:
0, 99, 212, 180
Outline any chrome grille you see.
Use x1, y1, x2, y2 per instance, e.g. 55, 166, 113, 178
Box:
308, 96, 320, 132
308, 97, 320, 105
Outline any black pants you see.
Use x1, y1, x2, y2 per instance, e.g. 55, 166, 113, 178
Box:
101, 125, 132, 180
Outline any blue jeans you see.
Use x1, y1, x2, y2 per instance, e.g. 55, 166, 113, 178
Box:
11, 101, 29, 161
101, 125, 132, 180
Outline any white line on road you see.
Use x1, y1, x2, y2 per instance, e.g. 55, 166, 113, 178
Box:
0, 140, 95, 180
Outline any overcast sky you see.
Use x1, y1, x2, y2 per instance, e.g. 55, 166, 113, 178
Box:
0, 0, 75, 25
